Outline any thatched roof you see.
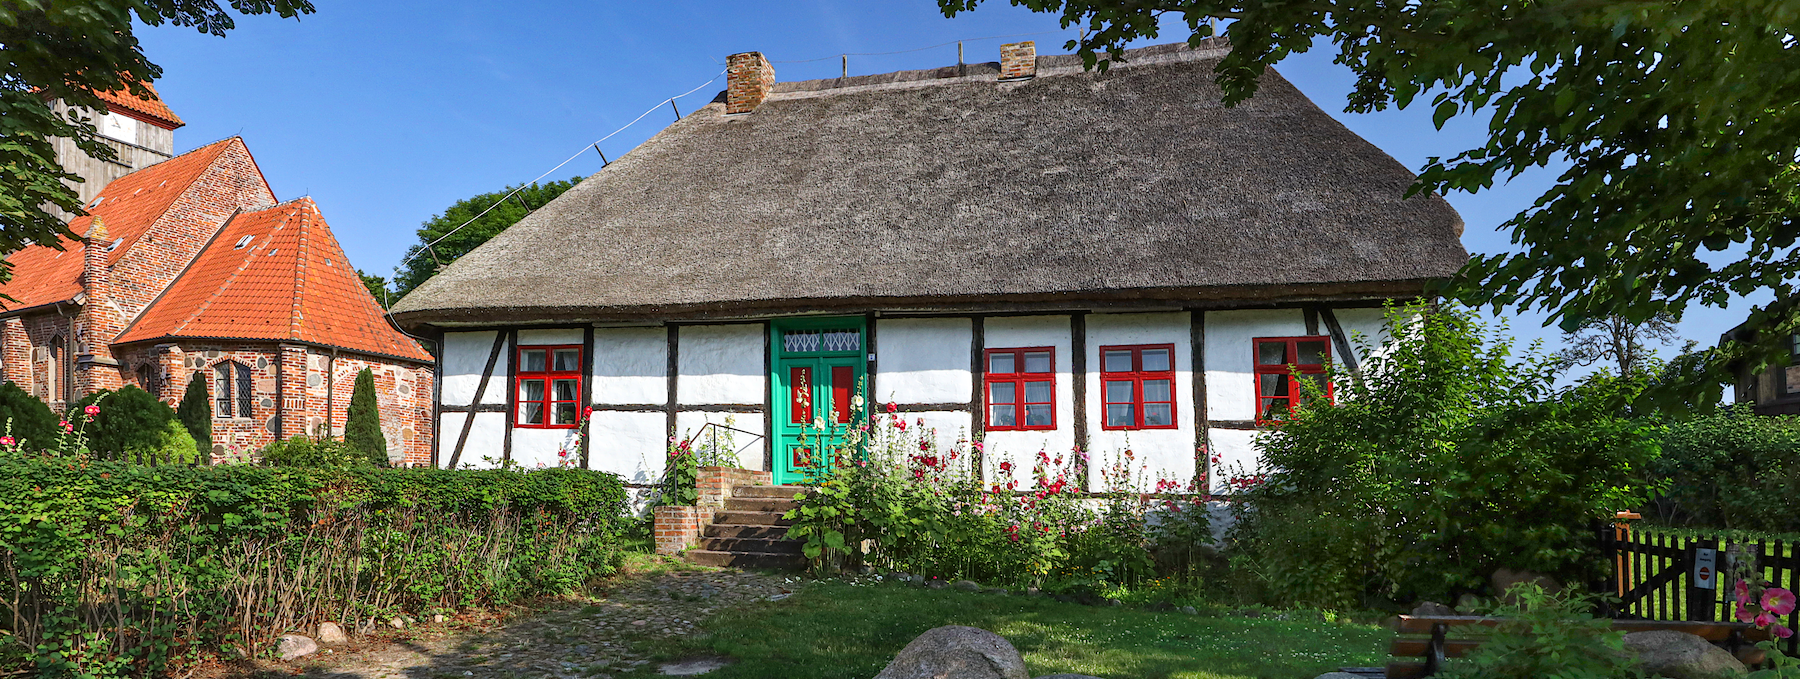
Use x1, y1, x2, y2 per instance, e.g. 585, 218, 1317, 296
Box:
391, 40, 1466, 327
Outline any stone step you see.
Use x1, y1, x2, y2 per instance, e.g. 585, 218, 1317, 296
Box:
683, 550, 807, 570
704, 523, 792, 540
725, 497, 798, 513
713, 510, 793, 526
699, 537, 805, 554
733, 485, 806, 499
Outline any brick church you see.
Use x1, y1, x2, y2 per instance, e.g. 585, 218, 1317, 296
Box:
0, 83, 436, 464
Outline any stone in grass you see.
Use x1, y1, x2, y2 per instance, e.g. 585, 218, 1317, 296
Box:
875, 625, 1030, 679
1179, 606, 1199, 615
316, 622, 347, 645
277, 634, 318, 661
659, 657, 733, 676
953, 580, 982, 592
389, 616, 407, 629
1409, 601, 1454, 617
927, 580, 948, 590
1623, 630, 1747, 679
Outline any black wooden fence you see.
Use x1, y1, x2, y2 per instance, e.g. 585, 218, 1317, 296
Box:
87, 448, 209, 466
1598, 522, 1799, 655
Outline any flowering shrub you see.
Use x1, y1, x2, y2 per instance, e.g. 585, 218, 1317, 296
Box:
1723, 545, 1800, 677
786, 404, 1208, 591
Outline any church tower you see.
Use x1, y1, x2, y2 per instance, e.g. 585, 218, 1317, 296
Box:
48, 82, 184, 214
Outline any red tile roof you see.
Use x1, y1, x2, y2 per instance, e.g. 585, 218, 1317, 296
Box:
93, 81, 184, 129
0, 138, 239, 311
115, 198, 433, 363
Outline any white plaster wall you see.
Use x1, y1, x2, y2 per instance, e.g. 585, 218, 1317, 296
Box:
441, 331, 508, 406
675, 411, 767, 470
588, 411, 667, 483
981, 315, 1076, 484
1331, 306, 1396, 365
517, 328, 584, 345
1085, 312, 1197, 490
874, 318, 971, 405
1203, 309, 1309, 422
437, 411, 506, 468
678, 324, 766, 405
511, 427, 582, 469
593, 327, 667, 405
1206, 427, 1263, 494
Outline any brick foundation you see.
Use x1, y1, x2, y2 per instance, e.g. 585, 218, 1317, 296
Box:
697, 467, 772, 509
653, 505, 707, 555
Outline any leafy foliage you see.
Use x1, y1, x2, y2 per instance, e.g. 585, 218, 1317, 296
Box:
1645, 406, 1800, 532
1440, 584, 1644, 679
259, 435, 372, 468
175, 374, 212, 453
389, 178, 582, 301
1232, 304, 1663, 608
938, 0, 1800, 401
344, 368, 387, 466
72, 385, 180, 457
0, 459, 627, 677
0, 1, 315, 287
0, 381, 59, 451
660, 439, 700, 506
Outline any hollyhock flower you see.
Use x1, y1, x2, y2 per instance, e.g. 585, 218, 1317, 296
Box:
919, 440, 931, 451
84, 405, 99, 416
886, 402, 898, 414
0, 436, 11, 447
1776, 625, 1795, 640
62, 422, 73, 433
1737, 603, 1758, 623
896, 419, 907, 431
1758, 612, 1780, 628
1763, 588, 1796, 616
1739, 580, 1751, 599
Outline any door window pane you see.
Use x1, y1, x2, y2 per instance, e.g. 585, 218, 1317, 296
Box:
1143, 379, 1171, 402
1023, 351, 1051, 373
1105, 403, 1135, 428
1297, 341, 1328, 366
831, 365, 855, 423
791, 446, 814, 468
1105, 380, 1134, 404
521, 349, 547, 372
553, 348, 580, 371
1257, 342, 1289, 365
990, 404, 1017, 427
1144, 403, 1172, 427
1104, 350, 1134, 372
1024, 380, 1052, 403
521, 402, 544, 425
1142, 348, 1171, 372
989, 381, 1016, 405
789, 367, 813, 424
1025, 404, 1052, 427
553, 379, 578, 401
989, 352, 1015, 374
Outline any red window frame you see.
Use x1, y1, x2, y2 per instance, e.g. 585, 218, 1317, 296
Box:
984, 347, 1056, 431
1253, 336, 1333, 423
516, 345, 583, 429
1099, 344, 1178, 431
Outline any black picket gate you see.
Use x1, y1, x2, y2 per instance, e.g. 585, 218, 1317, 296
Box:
1598, 521, 1799, 655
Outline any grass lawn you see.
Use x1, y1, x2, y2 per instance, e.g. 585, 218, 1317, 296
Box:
637, 579, 1390, 679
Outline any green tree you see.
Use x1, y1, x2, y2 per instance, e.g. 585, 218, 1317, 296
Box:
939, 0, 1800, 402
175, 374, 212, 454
389, 178, 582, 301
343, 368, 386, 466
1554, 312, 1688, 379
0, 381, 59, 451
0, 1, 315, 289
359, 270, 392, 309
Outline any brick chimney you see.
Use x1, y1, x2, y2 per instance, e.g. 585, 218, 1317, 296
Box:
1000, 41, 1037, 80
76, 217, 123, 395
726, 52, 775, 114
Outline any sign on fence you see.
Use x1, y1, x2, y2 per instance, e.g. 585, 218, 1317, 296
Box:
1694, 548, 1717, 590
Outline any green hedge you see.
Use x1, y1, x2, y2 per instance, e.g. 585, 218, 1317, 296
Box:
0, 458, 627, 677
1646, 405, 1800, 532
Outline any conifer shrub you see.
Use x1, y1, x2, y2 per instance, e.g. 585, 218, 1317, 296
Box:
0, 461, 627, 677
175, 374, 212, 454
72, 385, 180, 458
344, 368, 387, 466
0, 381, 59, 452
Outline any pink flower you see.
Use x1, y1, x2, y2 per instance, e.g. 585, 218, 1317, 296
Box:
1757, 612, 1779, 628
919, 440, 930, 451
1738, 579, 1751, 599
84, 405, 99, 416
0, 436, 12, 446
1763, 588, 1796, 616
62, 422, 73, 433
1739, 603, 1760, 623
1776, 625, 1795, 640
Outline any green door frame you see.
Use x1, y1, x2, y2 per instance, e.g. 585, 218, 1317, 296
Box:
770, 316, 867, 485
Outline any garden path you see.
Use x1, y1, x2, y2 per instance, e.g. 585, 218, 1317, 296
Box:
243, 560, 795, 679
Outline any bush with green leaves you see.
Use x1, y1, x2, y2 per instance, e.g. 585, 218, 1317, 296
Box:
1645, 405, 1800, 532
71, 385, 184, 458
1231, 303, 1663, 609
0, 381, 59, 452
0, 459, 626, 677
259, 435, 371, 468
1440, 584, 1644, 679
345, 368, 387, 466
175, 374, 212, 454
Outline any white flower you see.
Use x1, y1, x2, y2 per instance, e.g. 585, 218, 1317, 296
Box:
813, 417, 827, 430
851, 395, 866, 409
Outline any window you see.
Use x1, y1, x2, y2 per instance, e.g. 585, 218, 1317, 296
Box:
517, 345, 581, 428
1253, 336, 1332, 422
135, 364, 158, 395
214, 362, 252, 418
1100, 344, 1176, 430
985, 347, 1055, 430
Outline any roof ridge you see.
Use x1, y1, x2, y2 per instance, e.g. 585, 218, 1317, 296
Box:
765, 39, 1229, 98
164, 208, 289, 336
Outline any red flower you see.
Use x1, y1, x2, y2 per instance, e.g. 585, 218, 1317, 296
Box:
886, 402, 898, 414
84, 405, 100, 416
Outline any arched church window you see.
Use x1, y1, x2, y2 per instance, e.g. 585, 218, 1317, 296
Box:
214, 362, 253, 418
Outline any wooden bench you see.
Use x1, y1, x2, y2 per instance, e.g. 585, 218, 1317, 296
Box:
1362, 615, 1773, 678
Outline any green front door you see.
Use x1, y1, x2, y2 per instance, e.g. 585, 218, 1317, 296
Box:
771, 317, 867, 485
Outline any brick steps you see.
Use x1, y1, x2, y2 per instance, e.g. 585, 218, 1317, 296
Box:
681, 484, 808, 571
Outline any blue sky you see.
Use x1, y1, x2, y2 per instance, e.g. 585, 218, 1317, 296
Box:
134, 0, 1761, 378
